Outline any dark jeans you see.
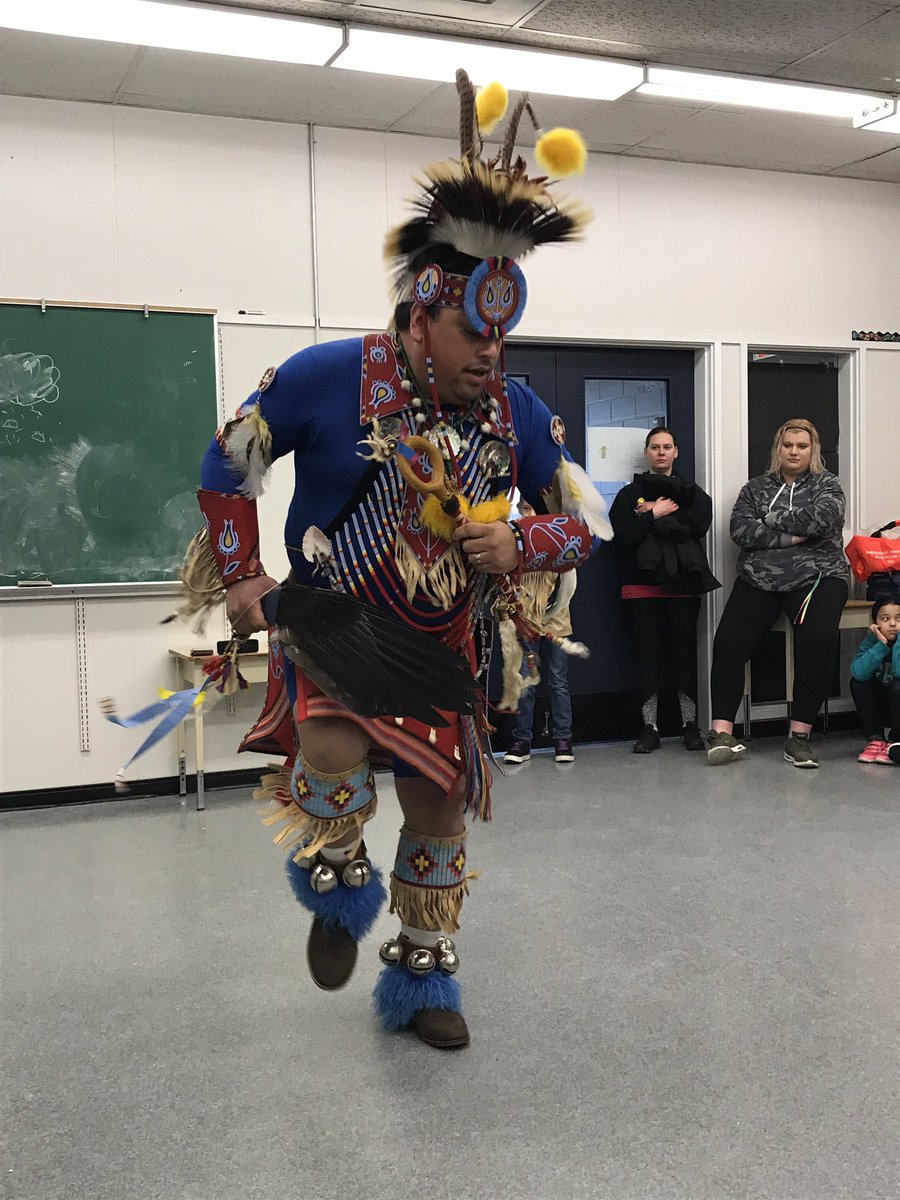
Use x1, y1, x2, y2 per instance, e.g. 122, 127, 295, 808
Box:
513, 637, 573, 742
850, 676, 900, 742
623, 596, 702, 708
711, 575, 848, 726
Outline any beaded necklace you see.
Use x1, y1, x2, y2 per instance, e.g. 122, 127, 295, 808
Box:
392, 332, 506, 483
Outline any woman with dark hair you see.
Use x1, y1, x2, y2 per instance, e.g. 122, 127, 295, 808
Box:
707, 418, 848, 769
609, 427, 719, 754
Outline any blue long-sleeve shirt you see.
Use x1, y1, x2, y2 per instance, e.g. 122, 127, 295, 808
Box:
850, 631, 899, 686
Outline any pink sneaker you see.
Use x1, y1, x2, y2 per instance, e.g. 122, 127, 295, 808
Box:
858, 739, 888, 764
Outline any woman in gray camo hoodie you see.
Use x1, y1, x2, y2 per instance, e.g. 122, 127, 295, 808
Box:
707, 418, 848, 769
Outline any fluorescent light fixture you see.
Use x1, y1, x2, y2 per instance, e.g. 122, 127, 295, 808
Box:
0, 0, 344, 65
334, 28, 643, 102
638, 67, 882, 118
854, 98, 900, 132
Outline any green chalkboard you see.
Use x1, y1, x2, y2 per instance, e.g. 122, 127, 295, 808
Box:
0, 302, 217, 585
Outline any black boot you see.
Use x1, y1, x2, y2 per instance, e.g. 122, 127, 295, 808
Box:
633, 725, 660, 754
682, 722, 705, 751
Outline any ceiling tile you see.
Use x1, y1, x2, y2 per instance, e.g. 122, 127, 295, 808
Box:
523, 0, 895, 68
828, 147, 900, 183
0, 30, 137, 103
775, 9, 900, 93
120, 54, 439, 126
391, 84, 702, 148
627, 108, 900, 174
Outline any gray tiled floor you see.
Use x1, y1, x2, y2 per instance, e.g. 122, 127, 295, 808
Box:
2, 733, 898, 1200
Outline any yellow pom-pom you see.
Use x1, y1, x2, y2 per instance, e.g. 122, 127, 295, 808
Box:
475, 81, 508, 136
534, 127, 588, 178
157, 688, 174, 700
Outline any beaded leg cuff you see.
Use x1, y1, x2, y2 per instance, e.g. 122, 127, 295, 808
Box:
258, 753, 377, 861
389, 826, 475, 934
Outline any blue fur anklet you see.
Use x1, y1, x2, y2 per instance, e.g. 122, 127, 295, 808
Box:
373, 965, 463, 1031
285, 855, 386, 941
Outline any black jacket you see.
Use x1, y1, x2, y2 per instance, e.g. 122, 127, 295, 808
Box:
609, 472, 720, 595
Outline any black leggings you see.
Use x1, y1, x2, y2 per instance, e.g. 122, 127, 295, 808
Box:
850, 676, 900, 742
710, 576, 848, 726
624, 596, 702, 707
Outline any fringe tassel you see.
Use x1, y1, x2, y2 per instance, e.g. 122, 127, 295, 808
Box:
161, 526, 226, 633
201, 640, 250, 695
389, 875, 477, 934
394, 534, 468, 606
461, 712, 491, 821
261, 798, 378, 862
256, 770, 377, 861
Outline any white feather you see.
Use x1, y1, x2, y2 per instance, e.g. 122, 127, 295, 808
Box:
433, 216, 536, 262
223, 409, 272, 500
557, 459, 613, 541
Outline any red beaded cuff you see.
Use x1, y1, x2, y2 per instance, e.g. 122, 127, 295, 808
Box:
197, 488, 265, 586
516, 513, 591, 572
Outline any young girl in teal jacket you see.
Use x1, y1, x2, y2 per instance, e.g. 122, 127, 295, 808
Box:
850, 595, 900, 764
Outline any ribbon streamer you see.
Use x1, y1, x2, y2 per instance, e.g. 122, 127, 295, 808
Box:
100, 684, 210, 792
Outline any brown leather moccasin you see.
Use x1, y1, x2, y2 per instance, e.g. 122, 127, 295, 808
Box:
307, 917, 358, 990
412, 1007, 470, 1050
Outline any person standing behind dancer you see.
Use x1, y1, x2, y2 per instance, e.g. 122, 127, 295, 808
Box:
504, 502, 576, 765
609, 427, 719, 754
850, 593, 900, 765
707, 418, 848, 769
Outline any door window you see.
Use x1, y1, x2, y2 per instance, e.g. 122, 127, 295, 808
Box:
585, 378, 668, 508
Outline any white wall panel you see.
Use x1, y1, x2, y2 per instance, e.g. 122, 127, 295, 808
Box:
0, 97, 117, 303
314, 127, 389, 330
861, 348, 900, 533
112, 108, 313, 319
814, 180, 900, 342
0, 600, 82, 791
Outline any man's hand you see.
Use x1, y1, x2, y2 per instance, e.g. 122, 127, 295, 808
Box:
226, 574, 279, 635
453, 517, 519, 574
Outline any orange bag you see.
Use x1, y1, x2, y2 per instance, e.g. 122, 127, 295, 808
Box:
845, 521, 900, 580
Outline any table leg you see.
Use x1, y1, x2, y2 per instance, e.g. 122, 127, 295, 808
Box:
195, 702, 206, 812
742, 661, 752, 741
176, 707, 187, 797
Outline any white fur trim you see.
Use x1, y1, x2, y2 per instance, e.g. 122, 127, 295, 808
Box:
546, 570, 577, 620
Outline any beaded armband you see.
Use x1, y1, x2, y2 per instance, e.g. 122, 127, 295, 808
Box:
197, 488, 265, 587
508, 519, 526, 561
515, 513, 592, 573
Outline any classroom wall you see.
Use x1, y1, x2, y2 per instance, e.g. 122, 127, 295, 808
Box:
1, 94, 898, 793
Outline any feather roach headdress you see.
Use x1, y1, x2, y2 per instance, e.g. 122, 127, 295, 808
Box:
385, 69, 592, 308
